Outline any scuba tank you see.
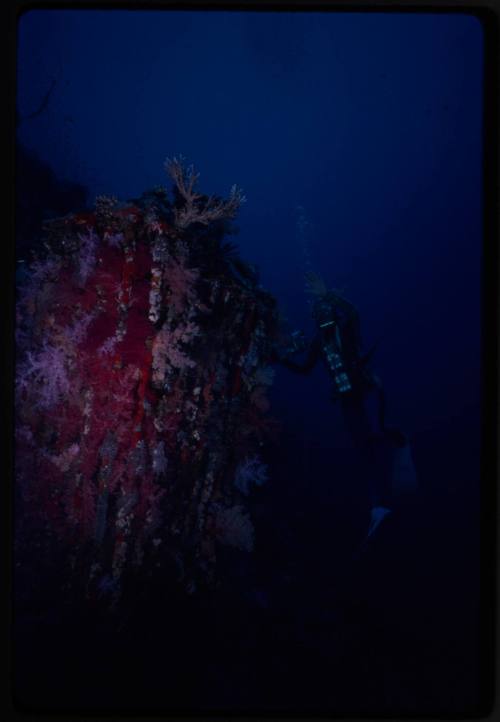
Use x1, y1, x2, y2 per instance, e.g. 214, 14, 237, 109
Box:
319, 319, 352, 395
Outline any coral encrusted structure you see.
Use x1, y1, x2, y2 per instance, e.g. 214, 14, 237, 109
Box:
15, 158, 279, 604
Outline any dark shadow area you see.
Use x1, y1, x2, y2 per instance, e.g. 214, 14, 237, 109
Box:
13, 404, 481, 717
15, 143, 88, 261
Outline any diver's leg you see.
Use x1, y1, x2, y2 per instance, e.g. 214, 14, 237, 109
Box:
341, 390, 392, 537
341, 390, 388, 501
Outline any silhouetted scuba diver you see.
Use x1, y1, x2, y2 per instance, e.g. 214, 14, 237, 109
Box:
278, 272, 417, 539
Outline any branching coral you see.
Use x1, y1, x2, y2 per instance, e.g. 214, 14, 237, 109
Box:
165, 156, 246, 229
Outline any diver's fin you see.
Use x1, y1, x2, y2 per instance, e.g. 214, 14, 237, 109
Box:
367, 506, 392, 538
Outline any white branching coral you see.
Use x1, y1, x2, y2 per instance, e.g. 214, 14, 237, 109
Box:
165, 156, 246, 229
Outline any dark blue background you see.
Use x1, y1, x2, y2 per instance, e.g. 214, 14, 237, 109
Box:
15, 9, 484, 715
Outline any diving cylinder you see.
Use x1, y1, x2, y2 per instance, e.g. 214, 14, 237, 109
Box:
322, 321, 352, 394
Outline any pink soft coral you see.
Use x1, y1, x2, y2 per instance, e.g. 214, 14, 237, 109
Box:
152, 320, 199, 383
164, 258, 199, 314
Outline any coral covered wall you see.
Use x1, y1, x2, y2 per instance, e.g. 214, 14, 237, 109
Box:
15, 160, 279, 605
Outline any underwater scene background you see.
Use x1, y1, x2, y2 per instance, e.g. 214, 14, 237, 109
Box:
14, 8, 484, 717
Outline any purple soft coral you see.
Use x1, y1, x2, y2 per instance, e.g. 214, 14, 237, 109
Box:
17, 342, 71, 408
77, 229, 99, 285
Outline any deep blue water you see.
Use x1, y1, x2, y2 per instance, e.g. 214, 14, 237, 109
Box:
15, 8, 484, 716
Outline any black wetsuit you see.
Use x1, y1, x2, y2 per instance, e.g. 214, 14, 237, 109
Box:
281, 298, 398, 508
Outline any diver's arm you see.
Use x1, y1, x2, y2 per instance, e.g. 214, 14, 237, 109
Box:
332, 294, 363, 355
330, 292, 358, 320
278, 335, 321, 374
